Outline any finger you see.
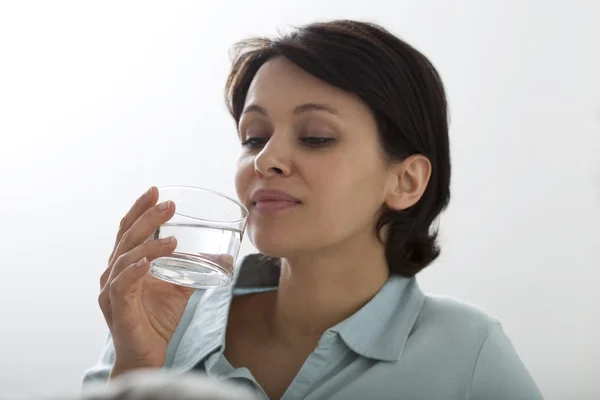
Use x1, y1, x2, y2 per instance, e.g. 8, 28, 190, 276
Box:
101, 229, 176, 291
113, 199, 176, 262
108, 186, 158, 264
100, 235, 175, 326
107, 236, 177, 286
109, 257, 151, 306
100, 256, 158, 326
102, 199, 175, 290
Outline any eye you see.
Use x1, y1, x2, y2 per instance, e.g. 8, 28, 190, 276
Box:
241, 137, 268, 148
301, 137, 336, 147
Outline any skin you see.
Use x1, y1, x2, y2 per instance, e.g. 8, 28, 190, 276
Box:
100, 57, 431, 398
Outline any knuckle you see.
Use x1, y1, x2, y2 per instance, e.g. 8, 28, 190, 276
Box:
120, 229, 131, 245
115, 253, 128, 268
109, 278, 122, 298
108, 249, 120, 267
119, 216, 128, 231
99, 273, 107, 289
98, 289, 109, 311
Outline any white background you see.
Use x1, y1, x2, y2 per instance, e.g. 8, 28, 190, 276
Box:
0, 1, 598, 399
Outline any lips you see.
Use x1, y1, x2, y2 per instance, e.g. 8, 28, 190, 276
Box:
250, 189, 301, 214
251, 189, 299, 203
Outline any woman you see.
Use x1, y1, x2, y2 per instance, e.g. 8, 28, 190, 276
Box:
85, 20, 544, 399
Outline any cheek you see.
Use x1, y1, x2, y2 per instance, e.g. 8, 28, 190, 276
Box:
309, 154, 387, 205
319, 158, 388, 228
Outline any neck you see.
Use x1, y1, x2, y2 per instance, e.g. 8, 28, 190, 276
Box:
268, 235, 389, 345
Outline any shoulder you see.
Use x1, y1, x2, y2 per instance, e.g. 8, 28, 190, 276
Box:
417, 293, 500, 336
404, 293, 501, 368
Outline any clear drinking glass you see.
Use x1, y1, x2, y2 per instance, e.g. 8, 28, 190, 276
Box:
148, 185, 248, 289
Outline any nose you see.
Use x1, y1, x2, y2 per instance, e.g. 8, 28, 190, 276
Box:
253, 135, 292, 179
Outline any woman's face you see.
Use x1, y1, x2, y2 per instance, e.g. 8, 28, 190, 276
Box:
235, 57, 399, 258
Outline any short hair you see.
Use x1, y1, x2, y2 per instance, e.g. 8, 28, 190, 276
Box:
225, 20, 451, 276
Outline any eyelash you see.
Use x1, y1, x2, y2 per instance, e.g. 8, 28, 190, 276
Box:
241, 137, 336, 148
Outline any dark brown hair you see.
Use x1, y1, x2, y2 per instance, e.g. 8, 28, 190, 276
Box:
225, 20, 451, 277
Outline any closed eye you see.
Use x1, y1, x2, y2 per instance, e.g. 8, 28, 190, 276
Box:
241, 137, 336, 149
301, 137, 336, 147
241, 137, 268, 148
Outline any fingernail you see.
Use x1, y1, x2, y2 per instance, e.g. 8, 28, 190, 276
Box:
157, 201, 171, 212
135, 257, 147, 268
160, 236, 176, 245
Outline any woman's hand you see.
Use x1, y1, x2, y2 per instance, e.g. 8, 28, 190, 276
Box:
97, 186, 195, 378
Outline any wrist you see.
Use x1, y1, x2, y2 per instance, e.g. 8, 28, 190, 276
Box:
110, 357, 164, 380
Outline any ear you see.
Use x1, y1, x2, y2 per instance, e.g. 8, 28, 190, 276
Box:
385, 154, 432, 211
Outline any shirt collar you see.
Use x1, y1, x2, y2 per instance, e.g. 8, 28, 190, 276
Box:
172, 254, 425, 370
171, 254, 279, 371
333, 274, 425, 362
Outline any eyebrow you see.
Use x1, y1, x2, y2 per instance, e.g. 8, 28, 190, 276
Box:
241, 103, 342, 117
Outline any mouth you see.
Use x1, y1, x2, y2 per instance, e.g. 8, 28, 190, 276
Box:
253, 199, 300, 213
250, 189, 301, 215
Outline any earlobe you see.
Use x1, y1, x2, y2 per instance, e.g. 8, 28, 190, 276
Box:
385, 155, 432, 211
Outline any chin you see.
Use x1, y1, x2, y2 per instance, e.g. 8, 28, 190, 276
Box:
247, 225, 307, 259
250, 234, 295, 258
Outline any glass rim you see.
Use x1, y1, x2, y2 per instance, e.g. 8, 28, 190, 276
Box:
157, 185, 248, 224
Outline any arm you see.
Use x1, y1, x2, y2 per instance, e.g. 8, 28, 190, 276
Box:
468, 322, 544, 400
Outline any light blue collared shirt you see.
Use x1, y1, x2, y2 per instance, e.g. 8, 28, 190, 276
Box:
84, 254, 544, 399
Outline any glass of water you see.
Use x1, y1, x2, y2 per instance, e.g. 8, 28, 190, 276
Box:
148, 185, 248, 289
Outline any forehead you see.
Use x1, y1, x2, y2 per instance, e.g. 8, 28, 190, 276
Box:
244, 57, 370, 117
